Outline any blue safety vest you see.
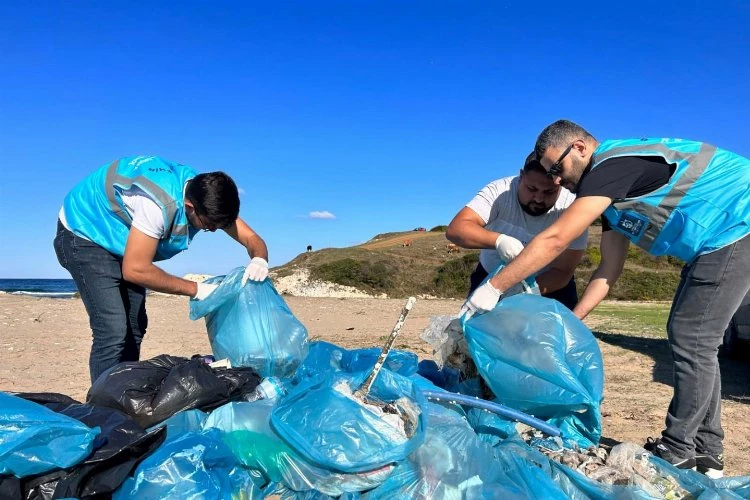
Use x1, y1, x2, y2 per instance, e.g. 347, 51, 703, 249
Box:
63, 156, 199, 261
591, 139, 750, 262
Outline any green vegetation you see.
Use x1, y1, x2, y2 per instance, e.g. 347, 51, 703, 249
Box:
430, 225, 449, 232
588, 302, 670, 337
275, 226, 686, 300
432, 253, 479, 297
310, 258, 394, 293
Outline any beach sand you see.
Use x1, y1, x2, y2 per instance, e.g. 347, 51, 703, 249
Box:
2, 293, 749, 476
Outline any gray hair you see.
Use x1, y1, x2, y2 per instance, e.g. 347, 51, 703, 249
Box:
534, 119, 594, 156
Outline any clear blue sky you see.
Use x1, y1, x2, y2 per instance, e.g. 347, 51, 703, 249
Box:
1, 1, 748, 278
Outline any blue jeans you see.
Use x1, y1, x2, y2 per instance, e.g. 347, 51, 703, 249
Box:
53, 220, 148, 383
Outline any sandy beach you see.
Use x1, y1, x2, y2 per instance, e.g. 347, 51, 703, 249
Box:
2, 293, 749, 476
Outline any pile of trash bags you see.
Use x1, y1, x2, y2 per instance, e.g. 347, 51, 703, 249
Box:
3, 269, 750, 499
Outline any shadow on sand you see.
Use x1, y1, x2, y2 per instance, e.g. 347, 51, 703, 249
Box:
592, 331, 750, 405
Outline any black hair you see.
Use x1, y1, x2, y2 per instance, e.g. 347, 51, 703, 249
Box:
534, 119, 594, 157
185, 171, 240, 229
521, 151, 548, 176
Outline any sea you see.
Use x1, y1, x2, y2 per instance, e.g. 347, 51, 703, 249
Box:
0, 279, 78, 298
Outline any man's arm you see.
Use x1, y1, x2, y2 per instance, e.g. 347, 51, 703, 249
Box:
223, 217, 269, 260
536, 248, 585, 294
446, 207, 498, 248
572, 230, 629, 319
122, 227, 199, 296
487, 196, 612, 293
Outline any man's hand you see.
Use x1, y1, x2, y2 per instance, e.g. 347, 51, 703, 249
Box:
495, 234, 525, 263
242, 257, 269, 285
194, 282, 219, 300
459, 281, 502, 321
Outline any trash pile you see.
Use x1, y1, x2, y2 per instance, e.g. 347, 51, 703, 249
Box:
2, 266, 750, 499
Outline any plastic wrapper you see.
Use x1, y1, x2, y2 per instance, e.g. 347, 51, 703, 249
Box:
462, 294, 604, 447
0, 392, 98, 478
190, 267, 309, 377
86, 354, 261, 428
271, 370, 425, 474
205, 400, 394, 497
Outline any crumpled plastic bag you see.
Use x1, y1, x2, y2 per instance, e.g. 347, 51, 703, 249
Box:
463, 294, 604, 448
190, 267, 309, 377
86, 354, 261, 428
205, 400, 395, 497
271, 369, 425, 474
0, 392, 99, 478
3, 392, 165, 499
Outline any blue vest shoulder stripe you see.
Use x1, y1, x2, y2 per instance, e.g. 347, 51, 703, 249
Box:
63, 156, 198, 260
591, 139, 750, 262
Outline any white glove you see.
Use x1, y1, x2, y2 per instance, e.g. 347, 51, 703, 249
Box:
495, 234, 525, 263
194, 282, 219, 301
242, 257, 269, 285
459, 281, 502, 321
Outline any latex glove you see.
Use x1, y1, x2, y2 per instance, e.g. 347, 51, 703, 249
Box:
242, 257, 269, 285
194, 282, 219, 301
495, 234, 525, 263
459, 281, 502, 321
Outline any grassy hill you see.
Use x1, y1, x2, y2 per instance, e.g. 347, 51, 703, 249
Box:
272, 225, 684, 300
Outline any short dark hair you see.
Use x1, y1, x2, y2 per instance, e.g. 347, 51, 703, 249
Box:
185, 172, 240, 229
521, 151, 547, 175
534, 119, 594, 157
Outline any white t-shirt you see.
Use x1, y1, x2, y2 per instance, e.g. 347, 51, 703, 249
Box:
59, 185, 166, 239
466, 176, 588, 273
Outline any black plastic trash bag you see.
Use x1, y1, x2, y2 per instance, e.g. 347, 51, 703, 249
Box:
0, 393, 166, 500
86, 354, 261, 428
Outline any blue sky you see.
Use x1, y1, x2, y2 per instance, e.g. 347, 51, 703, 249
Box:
1, 1, 749, 278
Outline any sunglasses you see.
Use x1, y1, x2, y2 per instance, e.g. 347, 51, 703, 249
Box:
546, 143, 574, 179
194, 209, 218, 232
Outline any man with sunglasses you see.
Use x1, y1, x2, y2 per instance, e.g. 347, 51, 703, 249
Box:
462, 120, 750, 478
54, 156, 269, 382
447, 152, 587, 310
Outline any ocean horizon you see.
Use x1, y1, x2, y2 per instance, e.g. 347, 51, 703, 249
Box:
0, 278, 78, 298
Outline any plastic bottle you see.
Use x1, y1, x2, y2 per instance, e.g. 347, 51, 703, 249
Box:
244, 376, 287, 402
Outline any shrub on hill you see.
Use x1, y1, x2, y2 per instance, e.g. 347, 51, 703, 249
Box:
430, 225, 449, 232
432, 253, 479, 298
310, 258, 394, 293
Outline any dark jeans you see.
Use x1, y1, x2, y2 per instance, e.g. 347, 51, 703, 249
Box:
662, 234, 750, 458
53, 220, 148, 383
468, 263, 579, 311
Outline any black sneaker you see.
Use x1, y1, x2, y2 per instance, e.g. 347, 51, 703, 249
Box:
695, 452, 724, 479
644, 437, 696, 470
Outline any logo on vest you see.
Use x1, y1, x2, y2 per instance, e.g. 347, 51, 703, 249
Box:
616, 213, 647, 237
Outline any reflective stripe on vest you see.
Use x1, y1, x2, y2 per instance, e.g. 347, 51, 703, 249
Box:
592, 142, 716, 253
104, 160, 189, 241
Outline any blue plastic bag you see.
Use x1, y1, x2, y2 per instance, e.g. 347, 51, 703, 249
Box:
462, 294, 604, 447
0, 392, 99, 478
189, 267, 308, 377
205, 401, 395, 496
271, 370, 425, 474
113, 428, 263, 500
363, 401, 568, 499
293, 341, 418, 384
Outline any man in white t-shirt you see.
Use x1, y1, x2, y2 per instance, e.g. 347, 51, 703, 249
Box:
446, 153, 587, 309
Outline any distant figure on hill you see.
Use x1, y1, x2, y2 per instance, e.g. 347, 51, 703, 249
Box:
54, 156, 269, 382
447, 152, 587, 310
462, 119, 750, 478
307, 245, 313, 252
